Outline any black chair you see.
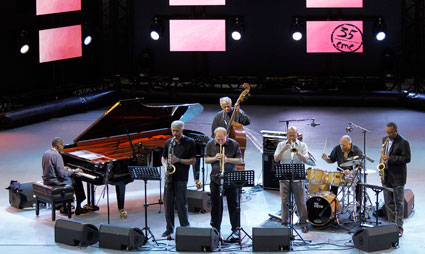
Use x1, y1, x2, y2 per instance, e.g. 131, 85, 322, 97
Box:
32, 181, 74, 221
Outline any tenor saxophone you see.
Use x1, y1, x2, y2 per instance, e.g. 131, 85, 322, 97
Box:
377, 138, 389, 182
166, 138, 177, 177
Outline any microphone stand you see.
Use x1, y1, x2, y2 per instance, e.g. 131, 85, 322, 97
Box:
346, 122, 371, 226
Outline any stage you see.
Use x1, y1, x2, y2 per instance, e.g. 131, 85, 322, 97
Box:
0, 103, 423, 253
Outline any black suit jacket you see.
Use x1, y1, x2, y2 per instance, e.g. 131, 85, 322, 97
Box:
383, 134, 411, 186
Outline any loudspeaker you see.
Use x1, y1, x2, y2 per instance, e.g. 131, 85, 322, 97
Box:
99, 224, 145, 250
6, 181, 36, 209
252, 226, 291, 252
262, 153, 279, 190
404, 188, 414, 218
176, 227, 219, 252
352, 224, 399, 252
54, 219, 99, 246
187, 189, 211, 213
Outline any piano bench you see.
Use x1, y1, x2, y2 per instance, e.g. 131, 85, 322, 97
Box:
32, 181, 74, 221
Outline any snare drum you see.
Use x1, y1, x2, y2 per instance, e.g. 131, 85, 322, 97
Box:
308, 182, 330, 194
306, 191, 340, 226
306, 168, 326, 183
327, 172, 343, 186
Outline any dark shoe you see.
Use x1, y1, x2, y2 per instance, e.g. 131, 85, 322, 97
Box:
281, 222, 288, 227
302, 226, 309, 233
59, 205, 74, 215
75, 208, 89, 215
161, 231, 172, 238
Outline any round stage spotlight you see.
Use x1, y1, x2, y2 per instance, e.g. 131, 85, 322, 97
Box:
230, 17, 244, 41
20, 44, 30, 54
150, 17, 163, 41
231, 31, 242, 41
18, 31, 30, 54
84, 35, 92, 46
292, 31, 302, 41
290, 18, 303, 41
374, 18, 386, 42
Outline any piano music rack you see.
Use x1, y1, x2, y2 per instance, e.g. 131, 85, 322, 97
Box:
128, 166, 161, 181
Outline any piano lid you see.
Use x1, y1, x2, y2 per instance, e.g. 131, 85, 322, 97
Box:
74, 98, 204, 142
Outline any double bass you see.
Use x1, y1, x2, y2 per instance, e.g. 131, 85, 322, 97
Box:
226, 83, 251, 170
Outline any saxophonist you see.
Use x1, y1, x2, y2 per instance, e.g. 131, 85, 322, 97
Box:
381, 122, 411, 237
161, 120, 196, 238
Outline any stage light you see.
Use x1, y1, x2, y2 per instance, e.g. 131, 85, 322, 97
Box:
18, 31, 30, 54
82, 23, 94, 46
291, 18, 303, 41
230, 17, 244, 41
150, 17, 163, 41
374, 18, 386, 41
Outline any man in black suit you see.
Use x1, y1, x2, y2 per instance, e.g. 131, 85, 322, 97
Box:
381, 122, 411, 237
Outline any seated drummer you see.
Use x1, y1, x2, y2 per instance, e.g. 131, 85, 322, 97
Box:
321, 135, 363, 206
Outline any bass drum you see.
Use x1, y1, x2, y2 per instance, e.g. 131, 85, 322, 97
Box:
306, 191, 340, 226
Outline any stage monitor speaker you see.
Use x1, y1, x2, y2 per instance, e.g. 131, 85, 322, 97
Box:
187, 189, 211, 213
6, 181, 36, 209
262, 153, 279, 190
99, 224, 145, 250
252, 226, 290, 252
352, 224, 399, 252
404, 188, 414, 218
54, 219, 99, 246
175, 227, 219, 252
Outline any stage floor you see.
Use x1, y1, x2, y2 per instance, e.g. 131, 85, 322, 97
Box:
0, 103, 424, 253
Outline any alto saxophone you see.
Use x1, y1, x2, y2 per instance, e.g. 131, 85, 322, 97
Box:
377, 138, 389, 182
166, 138, 177, 177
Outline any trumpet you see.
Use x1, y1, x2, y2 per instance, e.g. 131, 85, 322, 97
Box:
166, 138, 177, 176
377, 138, 389, 182
289, 142, 298, 154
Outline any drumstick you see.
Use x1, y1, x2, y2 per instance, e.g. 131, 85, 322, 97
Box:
323, 138, 327, 154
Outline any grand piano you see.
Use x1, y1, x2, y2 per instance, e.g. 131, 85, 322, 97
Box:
61, 98, 209, 218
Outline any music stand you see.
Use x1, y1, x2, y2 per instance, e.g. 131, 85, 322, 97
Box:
358, 183, 394, 227
128, 166, 161, 245
274, 163, 307, 248
223, 170, 255, 249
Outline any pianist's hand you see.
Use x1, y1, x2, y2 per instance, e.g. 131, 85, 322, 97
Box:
73, 168, 83, 174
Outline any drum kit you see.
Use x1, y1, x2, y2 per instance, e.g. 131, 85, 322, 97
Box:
305, 157, 374, 227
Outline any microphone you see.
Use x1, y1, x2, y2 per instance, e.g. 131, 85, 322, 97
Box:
346, 122, 353, 133
310, 119, 320, 127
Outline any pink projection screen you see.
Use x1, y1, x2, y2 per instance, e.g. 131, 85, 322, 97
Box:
307, 21, 363, 53
306, 0, 363, 8
169, 20, 226, 52
169, 0, 225, 6
36, 0, 81, 16
39, 25, 82, 63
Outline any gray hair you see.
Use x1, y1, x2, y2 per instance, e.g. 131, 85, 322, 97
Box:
214, 127, 227, 136
51, 137, 64, 148
340, 135, 352, 143
288, 126, 298, 133
219, 97, 232, 105
171, 120, 184, 129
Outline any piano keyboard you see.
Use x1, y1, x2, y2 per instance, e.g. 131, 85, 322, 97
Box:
76, 172, 97, 180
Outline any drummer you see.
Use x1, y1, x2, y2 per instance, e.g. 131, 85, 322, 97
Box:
321, 135, 363, 206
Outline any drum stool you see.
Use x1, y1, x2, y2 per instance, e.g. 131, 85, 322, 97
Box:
32, 181, 74, 221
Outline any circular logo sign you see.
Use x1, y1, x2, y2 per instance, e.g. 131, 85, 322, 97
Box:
331, 24, 363, 53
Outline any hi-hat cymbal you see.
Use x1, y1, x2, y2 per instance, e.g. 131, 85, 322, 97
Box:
340, 159, 361, 167
364, 169, 377, 174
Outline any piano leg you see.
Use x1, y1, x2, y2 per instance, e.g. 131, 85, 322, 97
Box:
83, 183, 99, 211
115, 183, 128, 219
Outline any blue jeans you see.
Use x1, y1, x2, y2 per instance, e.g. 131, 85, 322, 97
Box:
164, 181, 190, 233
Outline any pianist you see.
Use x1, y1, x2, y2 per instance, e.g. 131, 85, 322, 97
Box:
42, 137, 89, 215
161, 121, 196, 238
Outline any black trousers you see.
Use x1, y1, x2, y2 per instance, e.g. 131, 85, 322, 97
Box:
210, 181, 239, 232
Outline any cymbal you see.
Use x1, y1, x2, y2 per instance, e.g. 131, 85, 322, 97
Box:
364, 169, 377, 174
340, 160, 361, 167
